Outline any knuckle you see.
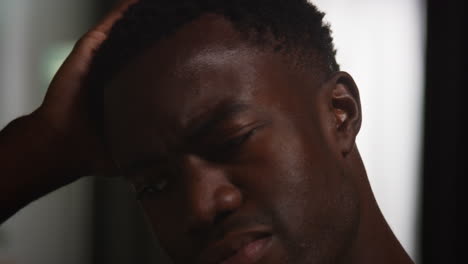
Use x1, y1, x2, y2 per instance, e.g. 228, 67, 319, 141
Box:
73, 31, 107, 52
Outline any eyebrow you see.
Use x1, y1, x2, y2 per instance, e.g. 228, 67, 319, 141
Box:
185, 101, 252, 145
124, 101, 251, 176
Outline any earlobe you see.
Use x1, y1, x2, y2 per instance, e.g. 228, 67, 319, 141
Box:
326, 72, 362, 156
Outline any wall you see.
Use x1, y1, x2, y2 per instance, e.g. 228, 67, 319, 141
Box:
313, 0, 425, 261
0, 1, 95, 263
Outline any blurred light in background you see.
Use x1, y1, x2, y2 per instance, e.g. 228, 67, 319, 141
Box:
0, 0, 30, 125
313, 0, 425, 261
1, 0, 425, 263
1, 1, 95, 264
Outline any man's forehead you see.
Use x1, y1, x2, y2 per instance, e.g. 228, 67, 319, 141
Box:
107, 13, 295, 111
108, 46, 267, 127
107, 42, 310, 134
104, 13, 318, 144
178, 45, 260, 75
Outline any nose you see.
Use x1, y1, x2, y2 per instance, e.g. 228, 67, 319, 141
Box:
179, 154, 243, 231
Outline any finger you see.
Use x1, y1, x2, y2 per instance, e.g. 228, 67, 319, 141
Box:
93, 0, 140, 35
60, 31, 107, 77
66, 0, 139, 69
46, 30, 108, 103
48, 0, 139, 97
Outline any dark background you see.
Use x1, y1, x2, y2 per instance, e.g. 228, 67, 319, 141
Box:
421, 0, 463, 263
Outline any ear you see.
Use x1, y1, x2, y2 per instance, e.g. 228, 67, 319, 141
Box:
323, 71, 362, 157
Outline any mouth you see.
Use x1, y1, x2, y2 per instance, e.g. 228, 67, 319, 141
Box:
219, 234, 273, 264
199, 231, 273, 264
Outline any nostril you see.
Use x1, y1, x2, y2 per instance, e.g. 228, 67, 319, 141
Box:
213, 210, 233, 226
211, 184, 242, 227
185, 183, 243, 241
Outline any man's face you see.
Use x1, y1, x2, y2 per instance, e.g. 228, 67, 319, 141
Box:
104, 15, 360, 264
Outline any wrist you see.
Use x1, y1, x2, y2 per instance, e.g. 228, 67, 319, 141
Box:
26, 110, 95, 179
0, 113, 90, 221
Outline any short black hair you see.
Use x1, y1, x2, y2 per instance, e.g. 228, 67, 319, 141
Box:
87, 0, 339, 131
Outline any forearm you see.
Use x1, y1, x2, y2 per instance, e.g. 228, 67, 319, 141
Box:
0, 113, 90, 223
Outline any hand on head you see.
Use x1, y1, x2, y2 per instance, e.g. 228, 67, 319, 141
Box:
35, 0, 139, 177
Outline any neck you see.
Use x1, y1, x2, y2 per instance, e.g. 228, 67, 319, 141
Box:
340, 148, 414, 264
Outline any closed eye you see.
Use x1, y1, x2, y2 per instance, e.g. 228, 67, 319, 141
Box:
219, 130, 255, 150
135, 177, 168, 200
204, 128, 258, 162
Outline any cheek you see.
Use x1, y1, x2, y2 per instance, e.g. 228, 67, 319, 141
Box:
139, 199, 190, 258
241, 120, 331, 231
246, 119, 359, 259
267, 134, 332, 235
140, 202, 173, 241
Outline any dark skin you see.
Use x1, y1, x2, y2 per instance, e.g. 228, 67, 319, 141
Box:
0, 2, 414, 263
103, 14, 413, 264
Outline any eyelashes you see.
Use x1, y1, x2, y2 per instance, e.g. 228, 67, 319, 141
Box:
136, 178, 167, 201
216, 129, 256, 152
136, 185, 154, 201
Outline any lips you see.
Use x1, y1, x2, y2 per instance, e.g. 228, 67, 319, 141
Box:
198, 229, 273, 264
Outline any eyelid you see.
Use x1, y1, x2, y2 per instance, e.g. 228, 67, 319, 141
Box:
208, 123, 265, 158
135, 177, 168, 200
218, 121, 263, 140
221, 128, 255, 147
136, 185, 154, 201
129, 164, 170, 199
